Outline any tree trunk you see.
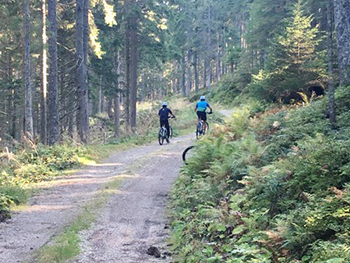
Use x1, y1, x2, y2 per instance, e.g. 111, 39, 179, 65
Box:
222, 27, 227, 75
107, 99, 113, 119
194, 51, 199, 93
98, 75, 103, 114
6, 53, 15, 139
130, 14, 138, 133
206, 5, 212, 89
172, 78, 176, 94
328, 0, 336, 128
186, 49, 192, 96
114, 93, 121, 138
141, 74, 146, 101
40, 0, 47, 144
333, 0, 350, 86
76, 0, 89, 144
203, 56, 208, 88
32, 61, 39, 141
68, 88, 76, 139
215, 30, 221, 81
114, 50, 122, 138
125, 18, 131, 133
23, 0, 34, 141
47, 0, 59, 145
181, 55, 186, 95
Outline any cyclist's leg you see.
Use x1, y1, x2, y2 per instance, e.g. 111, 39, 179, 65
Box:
165, 120, 170, 138
202, 113, 208, 133
196, 112, 201, 124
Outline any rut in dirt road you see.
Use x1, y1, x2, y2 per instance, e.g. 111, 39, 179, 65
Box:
0, 134, 193, 263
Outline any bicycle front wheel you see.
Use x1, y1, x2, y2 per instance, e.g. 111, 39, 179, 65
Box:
169, 127, 173, 139
182, 146, 195, 164
196, 123, 202, 139
158, 129, 165, 145
158, 134, 164, 145
203, 122, 209, 134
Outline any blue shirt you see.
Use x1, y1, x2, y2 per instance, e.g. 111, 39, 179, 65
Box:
196, 101, 210, 112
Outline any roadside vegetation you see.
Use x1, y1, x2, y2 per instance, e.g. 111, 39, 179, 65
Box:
0, 98, 194, 221
169, 86, 350, 262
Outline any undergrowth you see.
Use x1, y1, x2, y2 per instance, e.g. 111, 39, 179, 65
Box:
0, 144, 85, 220
169, 86, 350, 262
0, 97, 195, 221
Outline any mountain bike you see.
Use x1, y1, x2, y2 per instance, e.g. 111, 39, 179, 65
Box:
196, 120, 209, 138
196, 112, 212, 139
158, 117, 175, 145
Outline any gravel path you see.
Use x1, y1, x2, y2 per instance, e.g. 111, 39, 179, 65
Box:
0, 134, 194, 263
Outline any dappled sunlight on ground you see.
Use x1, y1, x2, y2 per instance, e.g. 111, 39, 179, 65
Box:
22, 204, 74, 213
117, 173, 140, 179
86, 162, 124, 167
151, 151, 180, 158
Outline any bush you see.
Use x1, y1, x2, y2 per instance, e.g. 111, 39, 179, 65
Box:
0, 144, 86, 221
169, 93, 350, 262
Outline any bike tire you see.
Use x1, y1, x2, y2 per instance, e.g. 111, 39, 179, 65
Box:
203, 122, 209, 135
158, 128, 165, 145
169, 127, 173, 139
182, 146, 195, 164
196, 122, 202, 139
158, 134, 164, 145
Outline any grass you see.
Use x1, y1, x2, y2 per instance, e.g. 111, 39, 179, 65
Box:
34, 174, 123, 263
2, 97, 198, 261
32, 140, 167, 262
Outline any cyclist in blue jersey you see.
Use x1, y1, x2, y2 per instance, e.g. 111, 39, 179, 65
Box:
195, 96, 212, 133
159, 102, 175, 138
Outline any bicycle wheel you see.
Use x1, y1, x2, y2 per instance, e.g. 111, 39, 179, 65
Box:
182, 146, 195, 164
196, 122, 203, 139
203, 122, 209, 135
166, 131, 170, 143
158, 128, 165, 145
169, 126, 173, 139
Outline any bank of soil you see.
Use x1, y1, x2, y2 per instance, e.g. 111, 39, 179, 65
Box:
0, 134, 193, 263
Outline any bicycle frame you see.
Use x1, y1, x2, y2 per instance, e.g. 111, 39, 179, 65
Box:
196, 120, 208, 138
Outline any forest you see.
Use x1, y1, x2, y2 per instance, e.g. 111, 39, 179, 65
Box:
1, 0, 350, 262
0, 0, 349, 144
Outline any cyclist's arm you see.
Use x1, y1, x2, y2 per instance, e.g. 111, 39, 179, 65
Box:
208, 105, 213, 113
169, 109, 175, 118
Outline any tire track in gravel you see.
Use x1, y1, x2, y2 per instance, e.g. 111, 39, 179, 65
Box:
0, 134, 193, 263
75, 135, 193, 263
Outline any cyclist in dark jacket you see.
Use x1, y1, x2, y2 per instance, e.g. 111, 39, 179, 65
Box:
159, 102, 175, 137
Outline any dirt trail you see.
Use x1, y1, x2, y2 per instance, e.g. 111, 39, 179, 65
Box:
0, 134, 194, 263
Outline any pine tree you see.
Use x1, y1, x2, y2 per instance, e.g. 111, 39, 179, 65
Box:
251, 0, 325, 101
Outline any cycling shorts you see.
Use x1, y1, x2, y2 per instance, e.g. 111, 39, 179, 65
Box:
197, 111, 207, 121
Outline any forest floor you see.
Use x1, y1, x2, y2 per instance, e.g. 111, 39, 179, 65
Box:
0, 133, 194, 263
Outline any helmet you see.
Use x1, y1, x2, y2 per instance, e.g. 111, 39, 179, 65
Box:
162, 102, 168, 106
200, 95, 206, 101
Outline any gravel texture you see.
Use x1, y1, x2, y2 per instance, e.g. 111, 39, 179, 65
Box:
0, 134, 193, 263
